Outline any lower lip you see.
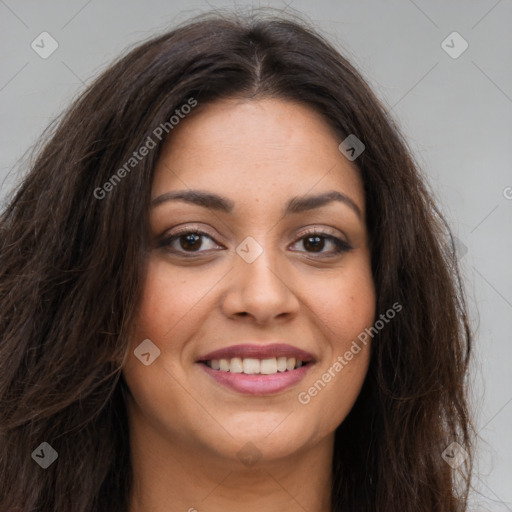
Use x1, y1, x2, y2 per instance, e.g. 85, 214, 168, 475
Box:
198, 362, 313, 395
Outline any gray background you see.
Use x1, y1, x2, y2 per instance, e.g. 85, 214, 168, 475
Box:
1, 0, 511, 509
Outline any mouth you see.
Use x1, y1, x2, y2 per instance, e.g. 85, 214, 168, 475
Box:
201, 356, 309, 374
196, 343, 315, 395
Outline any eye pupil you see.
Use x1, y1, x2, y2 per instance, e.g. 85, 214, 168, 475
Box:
180, 233, 202, 251
304, 235, 324, 252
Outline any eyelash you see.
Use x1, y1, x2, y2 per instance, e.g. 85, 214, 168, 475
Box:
158, 227, 353, 258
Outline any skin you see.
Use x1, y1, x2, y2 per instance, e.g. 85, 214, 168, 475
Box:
123, 97, 376, 512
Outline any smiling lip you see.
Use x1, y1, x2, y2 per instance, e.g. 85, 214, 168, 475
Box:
197, 343, 315, 362
196, 343, 315, 396
199, 362, 313, 395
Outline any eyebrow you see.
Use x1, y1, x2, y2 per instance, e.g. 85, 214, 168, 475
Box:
151, 189, 362, 219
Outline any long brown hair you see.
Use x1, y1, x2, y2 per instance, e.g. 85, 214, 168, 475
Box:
0, 9, 473, 511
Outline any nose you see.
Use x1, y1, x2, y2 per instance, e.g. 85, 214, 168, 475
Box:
220, 242, 300, 325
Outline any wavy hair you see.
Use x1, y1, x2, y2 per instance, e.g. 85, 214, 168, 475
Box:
0, 9, 473, 511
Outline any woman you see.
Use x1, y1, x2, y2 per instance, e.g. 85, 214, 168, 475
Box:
0, 10, 473, 512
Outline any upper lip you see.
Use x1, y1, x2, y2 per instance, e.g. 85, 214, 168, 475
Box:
197, 343, 315, 362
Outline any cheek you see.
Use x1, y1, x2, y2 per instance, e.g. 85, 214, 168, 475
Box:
294, 257, 375, 426
123, 259, 214, 436
306, 257, 376, 347
131, 258, 217, 343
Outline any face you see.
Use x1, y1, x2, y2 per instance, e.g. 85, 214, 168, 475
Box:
123, 97, 376, 466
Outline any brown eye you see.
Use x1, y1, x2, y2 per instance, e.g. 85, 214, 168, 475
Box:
303, 235, 325, 252
289, 229, 353, 257
158, 229, 224, 256
179, 233, 203, 251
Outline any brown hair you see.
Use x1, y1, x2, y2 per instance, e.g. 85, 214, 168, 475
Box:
0, 9, 473, 511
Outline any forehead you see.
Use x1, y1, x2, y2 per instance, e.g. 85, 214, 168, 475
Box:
151, 98, 364, 212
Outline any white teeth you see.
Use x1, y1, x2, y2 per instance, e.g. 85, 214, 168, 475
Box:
206, 357, 306, 374
286, 357, 296, 371
260, 358, 278, 375
230, 357, 243, 373
242, 358, 260, 374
